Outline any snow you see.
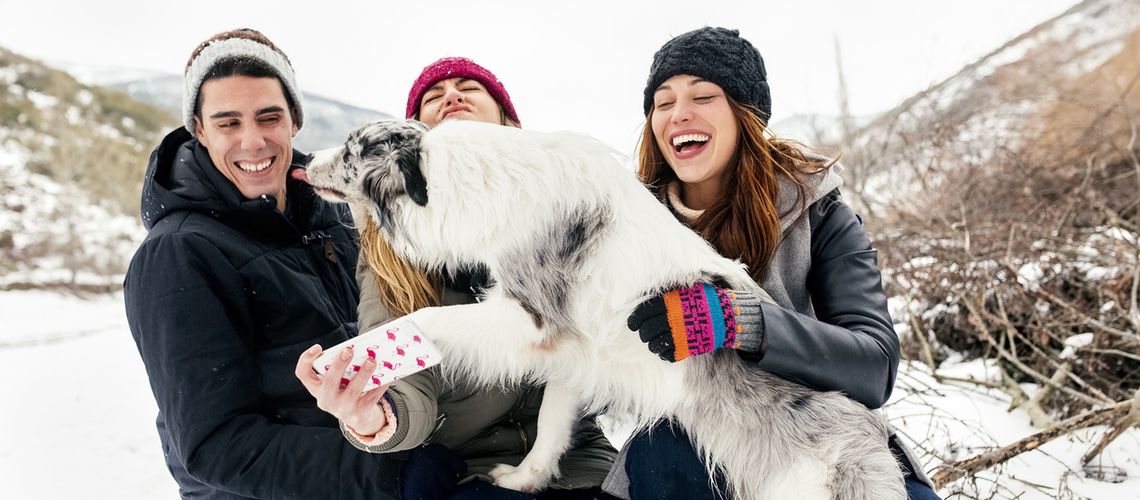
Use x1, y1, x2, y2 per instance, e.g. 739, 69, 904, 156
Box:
1060, 333, 1096, 359
1018, 261, 1046, 291
2, 289, 1137, 499
0, 65, 17, 85
25, 89, 57, 109
76, 89, 93, 107
0, 291, 177, 499
0, 136, 144, 288
887, 360, 1140, 498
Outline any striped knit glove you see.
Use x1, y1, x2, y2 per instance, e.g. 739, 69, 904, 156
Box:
627, 283, 766, 362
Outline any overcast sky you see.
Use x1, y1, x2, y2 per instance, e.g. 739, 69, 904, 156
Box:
0, 0, 1081, 153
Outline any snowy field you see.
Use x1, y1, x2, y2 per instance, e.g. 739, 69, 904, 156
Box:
1, 290, 1137, 499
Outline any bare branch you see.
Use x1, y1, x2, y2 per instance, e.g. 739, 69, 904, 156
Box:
930, 399, 1132, 488
957, 292, 1112, 407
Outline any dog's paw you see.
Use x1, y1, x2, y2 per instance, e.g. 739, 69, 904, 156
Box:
489, 463, 553, 493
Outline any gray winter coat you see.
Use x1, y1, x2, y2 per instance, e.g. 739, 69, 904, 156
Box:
603, 164, 934, 495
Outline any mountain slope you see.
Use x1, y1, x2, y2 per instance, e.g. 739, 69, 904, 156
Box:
0, 46, 168, 288
1, 47, 175, 214
80, 70, 393, 152
843, 0, 1140, 213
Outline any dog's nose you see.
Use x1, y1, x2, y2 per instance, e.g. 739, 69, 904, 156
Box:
295, 152, 314, 166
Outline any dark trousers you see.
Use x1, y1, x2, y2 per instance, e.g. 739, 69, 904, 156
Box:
447, 481, 618, 500
402, 443, 618, 500
625, 421, 941, 500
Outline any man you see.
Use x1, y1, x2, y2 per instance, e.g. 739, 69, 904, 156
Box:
124, 29, 425, 499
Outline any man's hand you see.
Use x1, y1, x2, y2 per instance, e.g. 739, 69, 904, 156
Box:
295, 344, 390, 436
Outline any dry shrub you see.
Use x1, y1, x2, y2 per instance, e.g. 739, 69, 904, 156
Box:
878, 36, 1140, 416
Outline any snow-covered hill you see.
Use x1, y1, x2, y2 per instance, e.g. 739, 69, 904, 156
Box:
0, 145, 142, 289
0, 47, 155, 289
843, 0, 1140, 213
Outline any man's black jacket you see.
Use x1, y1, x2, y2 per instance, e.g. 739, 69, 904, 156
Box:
125, 128, 399, 499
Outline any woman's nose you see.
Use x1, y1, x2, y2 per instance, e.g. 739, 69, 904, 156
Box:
670, 101, 693, 124
444, 87, 465, 106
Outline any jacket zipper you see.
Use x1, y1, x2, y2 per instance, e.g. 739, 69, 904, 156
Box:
301, 232, 338, 263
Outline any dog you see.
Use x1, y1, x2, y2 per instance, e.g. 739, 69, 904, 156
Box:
297, 119, 906, 500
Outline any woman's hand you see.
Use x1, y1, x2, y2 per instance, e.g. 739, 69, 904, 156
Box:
628, 283, 767, 362
295, 344, 390, 436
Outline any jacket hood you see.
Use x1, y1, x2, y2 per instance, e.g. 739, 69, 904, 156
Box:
775, 154, 844, 234
664, 153, 844, 232
140, 127, 313, 231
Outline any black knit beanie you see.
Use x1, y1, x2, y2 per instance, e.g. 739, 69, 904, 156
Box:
643, 27, 771, 121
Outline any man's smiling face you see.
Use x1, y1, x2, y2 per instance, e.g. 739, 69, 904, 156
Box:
194, 75, 298, 212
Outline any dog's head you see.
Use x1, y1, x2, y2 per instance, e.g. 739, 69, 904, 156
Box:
297, 119, 429, 225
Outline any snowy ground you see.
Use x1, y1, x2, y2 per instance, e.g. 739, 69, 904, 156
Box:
885, 360, 1139, 499
1, 290, 1137, 499
0, 290, 178, 498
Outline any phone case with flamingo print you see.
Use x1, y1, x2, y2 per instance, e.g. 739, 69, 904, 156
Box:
311, 318, 443, 391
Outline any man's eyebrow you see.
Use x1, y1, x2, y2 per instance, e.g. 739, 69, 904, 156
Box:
208, 106, 285, 120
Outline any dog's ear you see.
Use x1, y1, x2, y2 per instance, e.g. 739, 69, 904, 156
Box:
362, 166, 393, 228
396, 149, 428, 206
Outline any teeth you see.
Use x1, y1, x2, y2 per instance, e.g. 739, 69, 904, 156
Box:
236, 159, 273, 172
672, 134, 710, 147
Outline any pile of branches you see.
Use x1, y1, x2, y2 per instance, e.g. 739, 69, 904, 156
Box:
880, 146, 1139, 416
868, 75, 1140, 489
879, 147, 1140, 483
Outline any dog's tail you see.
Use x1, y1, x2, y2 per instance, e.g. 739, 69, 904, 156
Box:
676, 353, 906, 500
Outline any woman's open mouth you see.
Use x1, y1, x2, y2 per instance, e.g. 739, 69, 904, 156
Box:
671, 133, 710, 159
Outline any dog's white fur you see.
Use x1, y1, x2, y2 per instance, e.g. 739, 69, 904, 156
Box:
304, 119, 906, 500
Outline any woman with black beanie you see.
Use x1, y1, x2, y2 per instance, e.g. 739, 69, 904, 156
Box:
608, 26, 941, 500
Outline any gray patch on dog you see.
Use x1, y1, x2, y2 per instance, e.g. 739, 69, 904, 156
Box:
498, 205, 610, 346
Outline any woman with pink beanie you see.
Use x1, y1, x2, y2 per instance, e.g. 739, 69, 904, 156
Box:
300, 57, 618, 500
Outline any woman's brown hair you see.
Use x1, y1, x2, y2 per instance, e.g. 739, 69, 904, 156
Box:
637, 98, 827, 279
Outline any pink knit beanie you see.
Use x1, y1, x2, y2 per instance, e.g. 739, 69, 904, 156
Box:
405, 57, 520, 125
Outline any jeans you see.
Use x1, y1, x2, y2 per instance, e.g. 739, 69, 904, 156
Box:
625, 421, 940, 500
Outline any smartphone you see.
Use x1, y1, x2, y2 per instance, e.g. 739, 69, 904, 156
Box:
312, 317, 443, 391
